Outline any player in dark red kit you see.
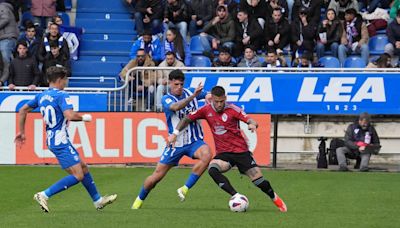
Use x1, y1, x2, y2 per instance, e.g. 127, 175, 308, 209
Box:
168, 86, 287, 212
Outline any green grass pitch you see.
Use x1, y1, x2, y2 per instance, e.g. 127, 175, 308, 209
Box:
1, 166, 399, 228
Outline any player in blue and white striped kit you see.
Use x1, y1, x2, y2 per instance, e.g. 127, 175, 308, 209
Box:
15, 66, 117, 212
132, 69, 212, 209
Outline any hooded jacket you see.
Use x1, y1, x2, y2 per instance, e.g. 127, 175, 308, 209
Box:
203, 5, 235, 43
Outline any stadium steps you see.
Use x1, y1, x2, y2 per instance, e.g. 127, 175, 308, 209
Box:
75, 19, 135, 34
77, 0, 127, 13
79, 40, 132, 56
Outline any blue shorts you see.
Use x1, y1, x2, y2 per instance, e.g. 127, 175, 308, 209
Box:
160, 140, 205, 166
50, 144, 81, 169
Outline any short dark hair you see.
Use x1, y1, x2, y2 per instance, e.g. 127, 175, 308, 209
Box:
169, 69, 185, 81
16, 40, 28, 48
25, 22, 35, 31
142, 29, 152, 36
49, 40, 58, 48
46, 66, 69, 83
359, 112, 371, 122
244, 45, 256, 52
211, 86, 225, 97
345, 8, 357, 16
219, 46, 231, 55
266, 47, 277, 55
217, 5, 226, 12
165, 51, 176, 57
238, 8, 248, 15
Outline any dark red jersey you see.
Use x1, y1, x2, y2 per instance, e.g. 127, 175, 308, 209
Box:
187, 103, 251, 154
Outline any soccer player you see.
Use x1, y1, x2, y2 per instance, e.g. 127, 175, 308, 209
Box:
131, 69, 212, 209
14, 66, 117, 213
169, 86, 288, 212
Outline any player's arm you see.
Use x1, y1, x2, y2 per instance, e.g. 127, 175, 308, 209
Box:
167, 116, 194, 146
234, 106, 258, 132
63, 109, 92, 122
15, 104, 34, 147
169, 83, 204, 111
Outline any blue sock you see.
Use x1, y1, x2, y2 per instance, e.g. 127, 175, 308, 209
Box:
184, 173, 200, 189
81, 173, 101, 202
44, 175, 79, 198
138, 186, 150, 200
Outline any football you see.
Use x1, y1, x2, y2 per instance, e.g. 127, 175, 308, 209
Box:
229, 194, 249, 212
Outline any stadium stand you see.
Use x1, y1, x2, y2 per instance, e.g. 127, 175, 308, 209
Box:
369, 35, 389, 55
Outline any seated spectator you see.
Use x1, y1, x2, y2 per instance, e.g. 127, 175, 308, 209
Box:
366, 53, 392, 68
52, 15, 65, 26
266, 0, 289, 19
316, 8, 343, 59
8, 41, 40, 90
234, 9, 263, 57
52, 16, 84, 61
163, 0, 190, 41
189, 0, 214, 37
292, 50, 316, 68
336, 112, 380, 172
390, 0, 400, 20
17, 22, 40, 58
212, 46, 236, 67
37, 23, 70, 65
42, 41, 71, 86
265, 7, 290, 53
215, 0, 239, 18
134, 0, 163, 35
262, 48, 288, 67
161, 27, 191, 66
156, 51, 185, 111
385, 9, 400, 66
200, 5, 236, 53
338, 8, 369, 66
31, 0, 56, 29
129, 30, 162, 64
328, 0, 359, 20
291, 7, 317, 61
237, 45, 262, 67
239, 0, 268, 29
291, 0, 322, 25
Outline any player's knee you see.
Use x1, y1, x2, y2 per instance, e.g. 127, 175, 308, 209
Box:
201, 150, 212, 163
208, 163, 221, 177
73, 173, 85, 181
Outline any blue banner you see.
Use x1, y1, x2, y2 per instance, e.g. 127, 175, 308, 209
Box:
185, 72, 400, 114
0, 92, 107, 112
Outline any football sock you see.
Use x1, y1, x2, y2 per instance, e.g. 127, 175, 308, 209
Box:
252, 177, 275, 199
138, 186, 150, 200
184, 173, 200, 189
208, 167, 237, 196
44, 175, 79, 198
81, 172, 101, 202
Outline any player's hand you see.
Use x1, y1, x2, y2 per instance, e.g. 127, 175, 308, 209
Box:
168, 134, 178, 147
82, 114, 92, 122
14, 132, 26, 148
193, 83, 204, 97
248, 123, 257, 133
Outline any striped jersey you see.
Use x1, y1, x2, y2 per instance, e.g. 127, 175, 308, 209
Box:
27, 88, 73, 150
162, 88, 207, 147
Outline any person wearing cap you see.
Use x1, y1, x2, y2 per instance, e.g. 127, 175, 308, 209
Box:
336, 112, 381, 172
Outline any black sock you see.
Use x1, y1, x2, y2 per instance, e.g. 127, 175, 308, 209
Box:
253, 177, 275, 199
208, 167, 237, 196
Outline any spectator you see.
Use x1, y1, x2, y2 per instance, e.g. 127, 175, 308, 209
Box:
31, 0, 57, 29
385, 9, 400, 66
212, 46, 236, 67
42, 40, 71, 86
188, 0, 214, 37
328, 0, 359, 20
239, 0, 268, 29
292, 50, 315, 67
316, 8, 343, 59
291, 0, 322, 25
155, 51, 185, 111
161, 27, 191, 66
215, 0, 239, 18
366, 53, 392, 68
37, 23, 70, 65
163, 0, 190, 41
201, 5, 236, 53
390, 0, 400, 20
266, 0, 289, 19
336, 112, 381, 172
0, 0, 18, 86
234, 9, 263, 57
0, 52, 4, 86
129, 30, 162, 64
264, 7, 290, 53
237, 45, 262, 67
17, 22, 40, 58
134, 0, 163, 35
291, 7, 317, 61
262, 48, 288, 67
338, 8, 369, 66
8, 41, 40, 90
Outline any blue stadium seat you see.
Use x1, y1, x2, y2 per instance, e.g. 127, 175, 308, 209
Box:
57, 12, 70, 26
319, 56, 340, 68
75, 19, 135, 34
369, 35, 389, 55
190, 55, 211, 67
20, 11, 33, 26
344, 56, 366, 68
189, 35, 206, 55
258, 57, 265, 63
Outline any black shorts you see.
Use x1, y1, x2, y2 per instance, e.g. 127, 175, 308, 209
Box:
214, 152, 258, 174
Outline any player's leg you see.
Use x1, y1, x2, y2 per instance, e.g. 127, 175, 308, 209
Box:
177, 142, 212, 201
208, 156, 238, 196
80, 161, 117, 210
132, 163, 173, 209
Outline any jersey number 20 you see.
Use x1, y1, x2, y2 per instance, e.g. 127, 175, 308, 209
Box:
40, 106, 57, 128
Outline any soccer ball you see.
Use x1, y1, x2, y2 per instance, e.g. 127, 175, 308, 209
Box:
229, 194, 249, 212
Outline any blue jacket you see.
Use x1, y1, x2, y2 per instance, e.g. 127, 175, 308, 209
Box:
129, 35, 162, 62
